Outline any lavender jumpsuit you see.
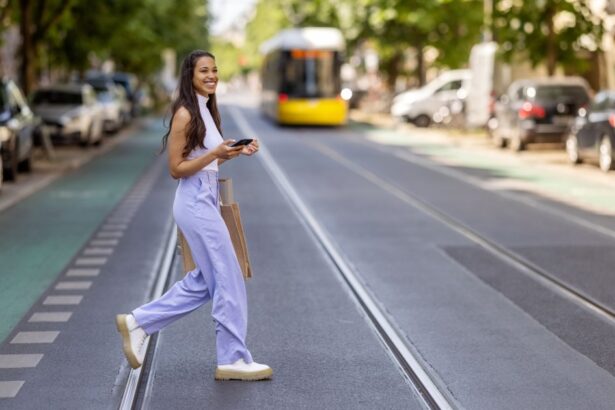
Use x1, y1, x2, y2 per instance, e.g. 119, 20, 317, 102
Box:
132, 95, 253, 366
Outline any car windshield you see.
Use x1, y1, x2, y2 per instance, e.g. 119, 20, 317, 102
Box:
529, 85, 589, 102
33, 90, 82, 105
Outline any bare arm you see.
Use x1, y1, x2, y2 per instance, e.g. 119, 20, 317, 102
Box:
167, 107, 242, 179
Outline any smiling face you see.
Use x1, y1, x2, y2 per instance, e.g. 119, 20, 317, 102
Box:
192, 56, 218, 97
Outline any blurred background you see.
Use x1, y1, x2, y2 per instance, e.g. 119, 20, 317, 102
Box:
2, 0, 615, 185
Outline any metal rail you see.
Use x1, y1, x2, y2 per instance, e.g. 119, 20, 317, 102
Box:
118, 222, 177, 410
307, 139, 615, 325
229, 106, 455, 410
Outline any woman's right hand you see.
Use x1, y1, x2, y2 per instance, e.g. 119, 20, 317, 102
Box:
214, 140, 244, 160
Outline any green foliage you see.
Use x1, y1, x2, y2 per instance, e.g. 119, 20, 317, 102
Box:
211, 38, 242, 81
494, 0, 604, 75
55, 0, 210, 76
242, 0, 290, 71
4, 0, 210, 89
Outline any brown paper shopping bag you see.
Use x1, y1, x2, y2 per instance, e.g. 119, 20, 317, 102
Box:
177, 228, 196, 273
177, 178, 252, 279
220, 202, 253, 279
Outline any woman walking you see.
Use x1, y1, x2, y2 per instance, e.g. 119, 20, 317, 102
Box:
115, 50, 272, 381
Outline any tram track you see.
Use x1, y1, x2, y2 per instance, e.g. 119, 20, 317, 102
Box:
230, 106, 455, 410
118, 223, 177, 410
303, 138, 615, 326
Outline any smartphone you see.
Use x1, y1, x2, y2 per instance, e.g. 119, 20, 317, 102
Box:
230, 138, 253, 147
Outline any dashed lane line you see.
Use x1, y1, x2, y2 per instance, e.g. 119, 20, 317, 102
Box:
96, 231, 124, 238
65, 268, 100, 277
90, 239, 119, 247
55, 281, 93, 290
102, 224, 128, 230
0, 381, 25, 398
83, 248, 114, 256
10, 331, 60, 344
0, 354, 43, 368
74, 257, 108, 266
0, 143, 165, 401
42, 296, 83, 305
28, 312, 72, 322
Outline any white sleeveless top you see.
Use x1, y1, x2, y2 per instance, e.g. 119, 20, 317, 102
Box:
187, 93, 224, 172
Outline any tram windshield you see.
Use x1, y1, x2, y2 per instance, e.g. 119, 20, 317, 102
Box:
280, 50, 341, 99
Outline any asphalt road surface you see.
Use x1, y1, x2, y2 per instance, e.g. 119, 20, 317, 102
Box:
2, 93, 615, 409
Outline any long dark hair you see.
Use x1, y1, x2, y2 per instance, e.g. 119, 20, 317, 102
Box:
160, 50, 223, 157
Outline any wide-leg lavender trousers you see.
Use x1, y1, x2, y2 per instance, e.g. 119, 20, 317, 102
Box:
132, 170, 253, 365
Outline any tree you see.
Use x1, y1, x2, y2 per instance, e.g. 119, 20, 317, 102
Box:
493, 0, 604, 76
16, 0, 75, 93
366, 0, 482, 88
5, 0, 210, 93
242, 0, 290, 72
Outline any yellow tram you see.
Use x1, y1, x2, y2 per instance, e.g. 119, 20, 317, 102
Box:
260, 27, 348, 126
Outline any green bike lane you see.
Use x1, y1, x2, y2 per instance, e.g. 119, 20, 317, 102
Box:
0, 119, 164, 343
351, 122, 615, 216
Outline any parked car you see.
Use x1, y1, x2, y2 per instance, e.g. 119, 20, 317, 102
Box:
391, 69, 471, 127
113, 86, 132, 126
86, 78, 123, 133
0, 78, 39, 181
566, 90, 615, 172
31, 84, 104, 146
491, 77, 591, 151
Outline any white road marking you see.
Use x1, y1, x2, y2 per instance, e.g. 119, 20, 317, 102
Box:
28, 312, 72, 322
90, 239, 118, 247
102, 224, 127, 230
43, 295, 83, 305
0, 381, 25, 398
55, 281, 93, 290
66, 268, 100, 277
96, 231, 124, 238
83, 247, 114, 256
11, 331, 60, 344
74, 257, 108, 266
0, 354, 43, 368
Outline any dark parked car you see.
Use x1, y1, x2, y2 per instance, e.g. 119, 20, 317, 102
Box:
566, 91, 615, 172
491, 77, 591, 151
0, 78, 39, 181
88, 71, 140, 117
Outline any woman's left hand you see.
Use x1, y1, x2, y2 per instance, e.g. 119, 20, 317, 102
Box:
241, 138, 259, 156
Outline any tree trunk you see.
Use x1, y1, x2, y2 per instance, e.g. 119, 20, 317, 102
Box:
545, 1, 556, 76
384, 50, 403, 92
19, 0, 36, 94
416, 44, 426, 86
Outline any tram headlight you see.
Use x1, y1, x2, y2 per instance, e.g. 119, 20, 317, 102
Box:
340, 88, 353, 101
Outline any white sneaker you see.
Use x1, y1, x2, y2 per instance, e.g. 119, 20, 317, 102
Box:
215, 358, 273, 381
115, 314, 147, 369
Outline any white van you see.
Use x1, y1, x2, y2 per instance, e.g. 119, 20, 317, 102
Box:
391, 69, 472, 127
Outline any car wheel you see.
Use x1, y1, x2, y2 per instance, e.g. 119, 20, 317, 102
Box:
565, 133, 581, 165
3, 137, 19, 181
599, 135, 614, 172
18, 152, 32, 172
510, 129, 526, 152
414, 114, 431, 128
